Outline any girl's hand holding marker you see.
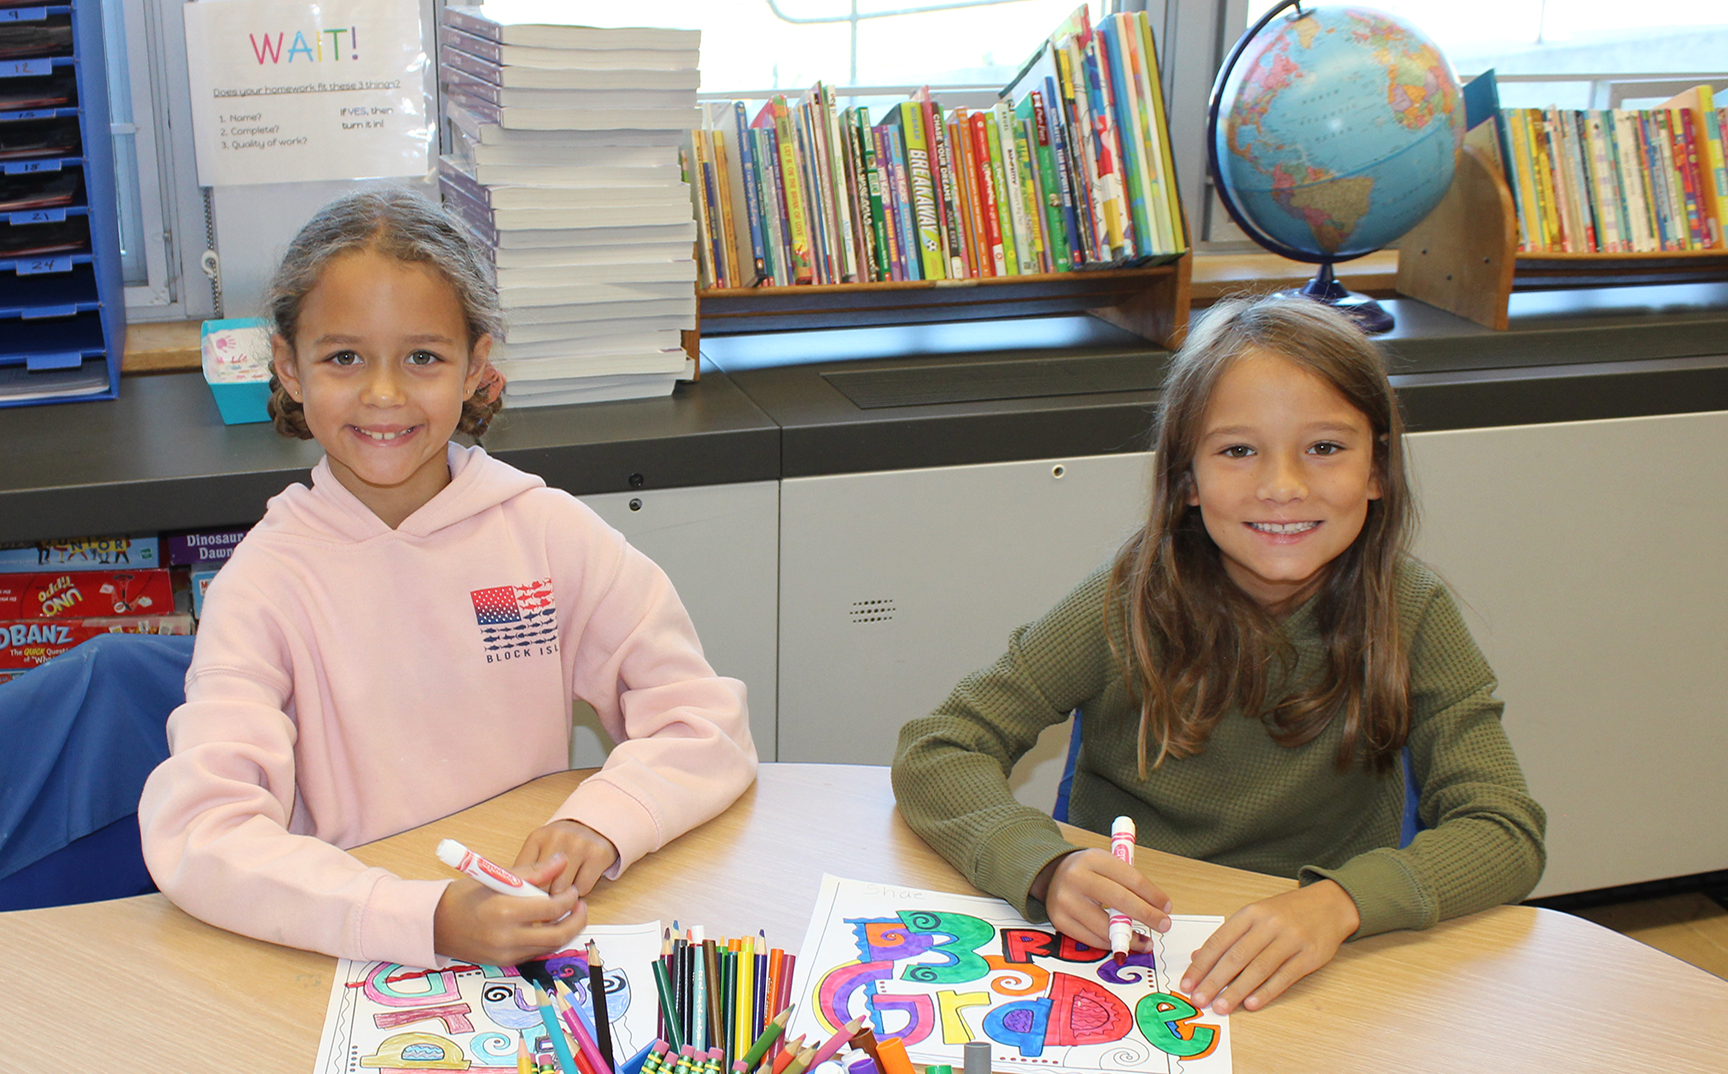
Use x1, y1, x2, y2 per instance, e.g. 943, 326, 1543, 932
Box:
434, 838, 586, 967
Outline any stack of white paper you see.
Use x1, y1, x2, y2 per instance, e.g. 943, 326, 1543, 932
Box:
438, 2, 700, 406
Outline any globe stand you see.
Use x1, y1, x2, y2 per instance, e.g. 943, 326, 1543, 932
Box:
1283, 261, 1395, 334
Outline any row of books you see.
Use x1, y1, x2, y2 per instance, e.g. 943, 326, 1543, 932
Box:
686, 7, 1185, 291
435, 4, 701, 406
1497, 86, 1728, 255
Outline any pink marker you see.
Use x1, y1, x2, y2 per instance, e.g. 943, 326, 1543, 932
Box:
1106, 816, 1137, 964
436, 838, 546, 898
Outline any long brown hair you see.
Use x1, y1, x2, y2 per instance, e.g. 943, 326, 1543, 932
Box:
265, 189, 507, 439
1111, 296, 1416, 776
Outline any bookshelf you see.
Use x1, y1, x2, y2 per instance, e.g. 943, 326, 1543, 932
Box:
695, 257, 1190, 350
0, 0, 126, 407
1397, 145, 1728, 331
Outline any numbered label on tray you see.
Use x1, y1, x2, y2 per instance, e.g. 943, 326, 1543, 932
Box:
10, 208, 66, 225
4, 59, 53, 77
5, 160, 63, 175
2, 8, 50, 22
16, 255, 72, 274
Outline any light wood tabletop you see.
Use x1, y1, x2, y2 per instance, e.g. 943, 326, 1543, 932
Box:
1, 763, 1723, 1073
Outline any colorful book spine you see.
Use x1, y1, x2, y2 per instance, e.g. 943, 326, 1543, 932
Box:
1674, 108, 1710, 248
1028, 91, 1072, 272
769, 97, 814, 283
1014, 118, 1047, 272
821, 85, 860, 281
731, 103, 769, 283
884, 123, 919, 280
1099, 16, 1151, 256
967, 110, 1006, 276
930, 105, 968, 278
795, 104, 832, 281
1645, 111, 1682, 249
709, 128, 740, 283
950, 109, 985, 276
1584, 111, 1625, 253
1704, 106, 1728, 248
982, 104, 1019, 275
857, 110, 890, 282
1566, 111, 1600, 251
896, 102, 947, 280
991, 102, 1032, 274
1045, 76, 1091, 263
1131, 11, 1181, 251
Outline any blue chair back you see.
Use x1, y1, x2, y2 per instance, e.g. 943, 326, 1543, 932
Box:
0, 633, 193, 910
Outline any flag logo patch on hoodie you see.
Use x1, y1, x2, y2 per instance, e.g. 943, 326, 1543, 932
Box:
470, 579, 559, 660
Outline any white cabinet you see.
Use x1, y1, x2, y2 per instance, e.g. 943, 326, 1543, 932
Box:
578, 481, 780, 764
777, 452, 1154, 809
1407, 411, 1728, 897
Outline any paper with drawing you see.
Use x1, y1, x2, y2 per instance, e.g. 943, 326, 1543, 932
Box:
784, 875, 1229, 1074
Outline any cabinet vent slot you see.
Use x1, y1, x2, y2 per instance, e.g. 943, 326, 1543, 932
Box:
849, 598, 896, 624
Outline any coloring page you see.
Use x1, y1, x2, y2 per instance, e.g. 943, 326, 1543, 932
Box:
785, 876, 1229, 1074
312, 922, 661, 1073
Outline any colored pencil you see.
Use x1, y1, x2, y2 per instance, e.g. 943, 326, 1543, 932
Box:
553, 979, 615, 1074
738, 1005, 793, 1071
652, 959, 685, 1051
519, 1032, 535, 1074
809, 1016, 866, 1069
535, 985, 580, 1074
588, 940, 617, 1072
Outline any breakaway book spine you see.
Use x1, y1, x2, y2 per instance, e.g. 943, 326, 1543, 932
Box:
732, 102, 769, 283
856, 109, 891, 282
770, 97, 815, 283
930, 105, 969, 278
967, 110, 1006, 276
897, 102, 948, 280
1028, 90, 1073, 272
885, 124, 921, 280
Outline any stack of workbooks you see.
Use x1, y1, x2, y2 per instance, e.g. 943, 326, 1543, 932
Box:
686, 7, 1184, 290
436, 3, 701, 406
1496, 85, 1728, 254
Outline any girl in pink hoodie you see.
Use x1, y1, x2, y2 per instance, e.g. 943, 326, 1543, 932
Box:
139, 190, 756, 970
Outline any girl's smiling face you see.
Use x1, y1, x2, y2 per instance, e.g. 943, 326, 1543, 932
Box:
1188, 348, 1382, 613
271, 248, 492, 528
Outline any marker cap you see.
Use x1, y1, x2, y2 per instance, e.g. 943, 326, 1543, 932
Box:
963, 1041, 991, 1074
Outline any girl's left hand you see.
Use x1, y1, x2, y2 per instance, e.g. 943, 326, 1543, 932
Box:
514, 819, 619, 897
1180, 879, 1360, 1014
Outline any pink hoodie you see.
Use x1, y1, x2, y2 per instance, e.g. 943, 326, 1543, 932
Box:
139, 444, 755, 968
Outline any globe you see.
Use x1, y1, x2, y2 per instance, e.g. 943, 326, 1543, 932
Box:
1208, 2, 1464, 330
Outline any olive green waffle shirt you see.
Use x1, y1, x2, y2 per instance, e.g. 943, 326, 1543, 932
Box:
891, 560, 1546, 939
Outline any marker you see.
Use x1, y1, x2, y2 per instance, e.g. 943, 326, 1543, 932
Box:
1105, 816, 1137, 964
436, 838, 546, 898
